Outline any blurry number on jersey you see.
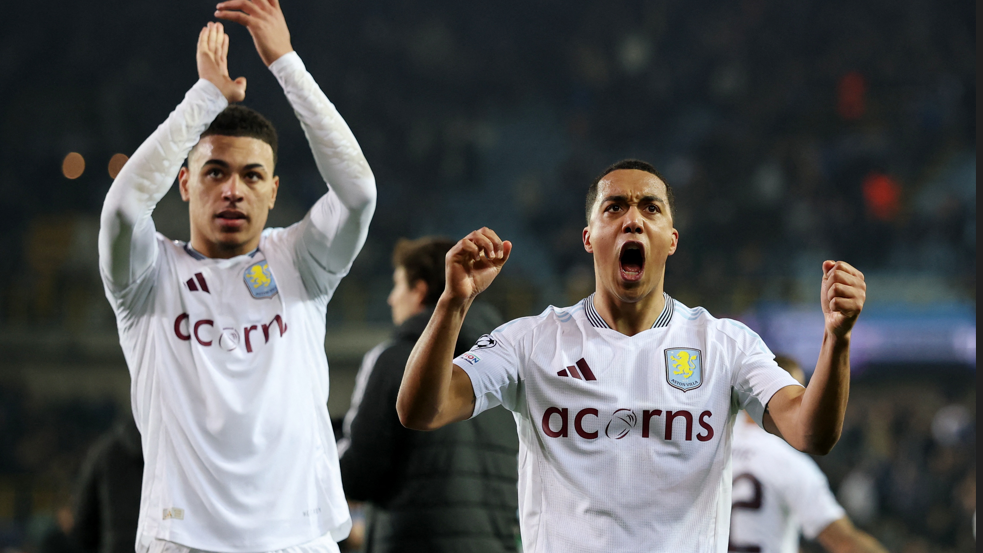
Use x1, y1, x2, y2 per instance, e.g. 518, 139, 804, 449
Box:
729, 472, 764, 552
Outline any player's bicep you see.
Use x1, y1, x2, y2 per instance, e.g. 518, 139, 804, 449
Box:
445, 364, 478, 423
762, 384, 804, 438
293, 193, 372, 296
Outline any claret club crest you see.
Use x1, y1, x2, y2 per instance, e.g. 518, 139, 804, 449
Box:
665, 347, 703, 392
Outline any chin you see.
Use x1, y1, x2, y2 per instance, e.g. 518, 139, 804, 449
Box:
213, 235, 248, 251
613, 279, 655, 302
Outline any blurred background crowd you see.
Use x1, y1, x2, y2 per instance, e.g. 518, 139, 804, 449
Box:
0, 0, 974, 551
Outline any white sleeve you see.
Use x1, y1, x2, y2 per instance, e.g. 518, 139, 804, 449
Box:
98, 79, 228, 300
781, 454, 847, 539
727, 321, 803, 427
454, 323, 524, 416
267, 52, 377, 298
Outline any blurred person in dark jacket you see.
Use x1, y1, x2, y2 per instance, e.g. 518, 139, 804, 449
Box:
339, 237, 519, 553
72, 415, 143, 553
38, 499, 84, 553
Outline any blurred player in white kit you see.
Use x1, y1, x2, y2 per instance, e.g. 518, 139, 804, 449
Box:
729, 356, 887, 553
397, 160, 868, 552
98, 1, 375, 552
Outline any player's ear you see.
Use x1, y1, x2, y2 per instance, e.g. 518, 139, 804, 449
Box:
582, 226, 593, 253
667, 228, 679, 256
178, 166, 191, 202
268, 175, 279, 210
412, 279, 428, 304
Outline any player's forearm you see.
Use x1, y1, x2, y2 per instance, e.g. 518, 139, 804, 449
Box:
269, 52, 376, 213
797, 331, 851, 454
98, 80, 228, 287
397, 294, 472, 430
819, 518, 888, 553
847, 532, 889, 553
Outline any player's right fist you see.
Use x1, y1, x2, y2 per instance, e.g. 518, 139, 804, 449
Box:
197, 22, 247, 103
443, 228, 512, 305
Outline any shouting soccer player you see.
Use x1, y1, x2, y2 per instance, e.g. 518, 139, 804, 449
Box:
730, 356, 887, 553
98, 2, 375, 552
397, 160, 866, 552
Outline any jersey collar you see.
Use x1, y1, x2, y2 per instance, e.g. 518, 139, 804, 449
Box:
584, 291, 674, 330
183, 243, 260, 260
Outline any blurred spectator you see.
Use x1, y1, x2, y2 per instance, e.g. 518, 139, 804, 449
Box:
339, 237, 519, 552
806, 369, 976, 552
72, 415, 143, 553
37, 501, 83, 553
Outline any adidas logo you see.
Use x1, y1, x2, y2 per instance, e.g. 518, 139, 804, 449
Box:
557, 358, 596, 381
186, 272, 210, 293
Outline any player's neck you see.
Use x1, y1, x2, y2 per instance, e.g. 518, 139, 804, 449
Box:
189, 234, 261, 260
592, 284, 666, 336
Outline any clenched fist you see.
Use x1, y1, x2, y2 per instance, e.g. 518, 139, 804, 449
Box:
443, 228, 512, 305
820, 260, 866, 338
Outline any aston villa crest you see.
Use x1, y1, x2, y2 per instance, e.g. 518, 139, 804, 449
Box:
243, 260, 278, 299
665, 347, 703, 392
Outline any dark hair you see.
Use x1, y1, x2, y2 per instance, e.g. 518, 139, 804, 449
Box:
392, 236, 456, 306
585, 159, 674, 224
195, 105, 279, 166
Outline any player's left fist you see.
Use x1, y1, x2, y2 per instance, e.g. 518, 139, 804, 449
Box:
215, 0, 293, 67
820, 260, 866, 338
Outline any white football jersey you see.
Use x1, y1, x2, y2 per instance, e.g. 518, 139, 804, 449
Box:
112, 232, 350, 551
99, 52, 376, 552
456, 293, 802, 553
729, 420, 845, 553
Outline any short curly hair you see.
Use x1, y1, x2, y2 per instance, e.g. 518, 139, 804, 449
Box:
193, 105, 279, 166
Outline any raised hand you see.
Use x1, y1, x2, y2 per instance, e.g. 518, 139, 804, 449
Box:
197, 22, 247, 103
444, 228, 512, 304
820, 260, 866, 338
215, 0, 293, 67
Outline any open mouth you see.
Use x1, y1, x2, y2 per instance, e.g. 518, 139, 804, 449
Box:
619, 242, 645, 282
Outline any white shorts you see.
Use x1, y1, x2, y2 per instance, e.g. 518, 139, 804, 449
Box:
141, 533, 341, 553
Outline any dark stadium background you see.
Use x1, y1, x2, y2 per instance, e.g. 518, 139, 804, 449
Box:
0, 0, 974, 551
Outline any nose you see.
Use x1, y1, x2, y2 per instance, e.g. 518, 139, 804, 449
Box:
222, 175, 244, 203
622, 205, 644, 234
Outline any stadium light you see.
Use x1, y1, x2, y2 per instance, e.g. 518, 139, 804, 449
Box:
108, 153, 129, 179
62, 152, 85, 179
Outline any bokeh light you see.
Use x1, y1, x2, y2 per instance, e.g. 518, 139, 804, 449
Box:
62, 152, 85, 179
108, 153, 129, 179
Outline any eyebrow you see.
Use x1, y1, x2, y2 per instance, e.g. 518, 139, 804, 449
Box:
202, 160, 268, 172
601, 194, 666, 205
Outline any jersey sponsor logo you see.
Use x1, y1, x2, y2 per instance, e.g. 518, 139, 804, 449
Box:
605, 408, 636, 439
173, 313, 287, 353
185, 272, 210, 293
473, 334, 497, 349
459, 352, 481, 365
556, 358, 597, 381
244, 260, 278, 299
665, 347, 703, 392
541, 406, 715, 442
